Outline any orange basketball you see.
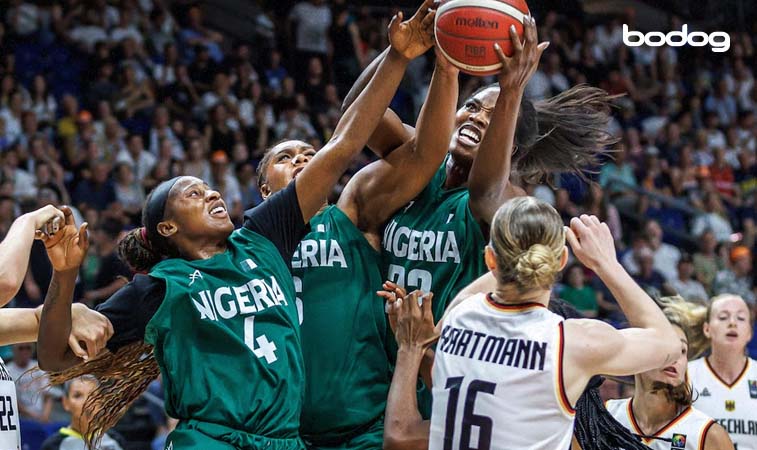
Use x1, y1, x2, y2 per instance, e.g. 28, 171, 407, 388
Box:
435, 0, 530, 76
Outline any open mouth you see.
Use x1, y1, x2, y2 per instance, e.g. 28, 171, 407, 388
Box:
209, 201, 228, 218
662, 366, 678, 377
293, 166, 305, 178
726, 331, 739, 339
457, 124, 483, 147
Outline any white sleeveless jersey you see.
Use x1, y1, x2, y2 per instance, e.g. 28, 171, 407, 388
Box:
429, 294, 575, 450
606, 398, 716, 450
689, 357, 757, 450
0, 358, 20, 450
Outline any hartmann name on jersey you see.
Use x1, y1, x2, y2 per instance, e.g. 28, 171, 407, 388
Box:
715, 418, 757, 436
190, 276, 288, 321
439, 325, 547, 371
382, 220, 461, 263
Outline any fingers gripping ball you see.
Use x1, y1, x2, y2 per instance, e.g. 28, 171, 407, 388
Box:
435, 0, 529, 75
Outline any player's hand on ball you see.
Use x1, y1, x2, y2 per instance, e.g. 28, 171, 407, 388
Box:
69, 303, 114, 361
565, 214, 619, 273
493, 14, 548, 92
396, 290, 439, 351
388, 0, 436, 61
39, 206, 90, 273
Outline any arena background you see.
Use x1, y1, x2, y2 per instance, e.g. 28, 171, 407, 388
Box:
0, 0, 755, 448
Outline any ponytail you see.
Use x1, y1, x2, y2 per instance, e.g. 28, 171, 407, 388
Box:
515, 85, 621, 184
117, 228, 163, 273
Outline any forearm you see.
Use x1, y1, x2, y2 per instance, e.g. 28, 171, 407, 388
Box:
0, 306, 42, 345
38, 270, 79, 371
341, 47, 389, 112
468, 93, 522, 223
0, 215, 37, 303
595, 262, 675, 336
385, 347, 430, 450
414, 62, 459, 157
297, 49, 410, 220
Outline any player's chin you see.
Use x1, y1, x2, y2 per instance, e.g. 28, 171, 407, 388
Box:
450, 143, 477, 163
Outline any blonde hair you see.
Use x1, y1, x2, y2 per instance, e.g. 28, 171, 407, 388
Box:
489, 197, 565, 294
658, 295, 709, 359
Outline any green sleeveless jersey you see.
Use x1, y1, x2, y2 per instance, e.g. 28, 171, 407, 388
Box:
381, 160, 488, 321
292, 206, 390, 442
146, 227, 304, 441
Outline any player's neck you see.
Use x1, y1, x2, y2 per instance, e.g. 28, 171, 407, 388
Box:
491, 286, 550, 307
707, 351, 748, 382
632, 384, 682, 433
444, 154, 471, 190
181, 239, 228, 260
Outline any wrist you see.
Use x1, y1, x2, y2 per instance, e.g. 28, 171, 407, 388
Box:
594, 260, 624, 280
54, 268, 79, 279
397, 344, 427, 358
387, 47, 412, 65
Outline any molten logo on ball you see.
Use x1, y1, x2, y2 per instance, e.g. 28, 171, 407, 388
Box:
454, 17, 500, 29
623, 24, 730, 53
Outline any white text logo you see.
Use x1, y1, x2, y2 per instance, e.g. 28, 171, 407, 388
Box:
623, 24, 730, 53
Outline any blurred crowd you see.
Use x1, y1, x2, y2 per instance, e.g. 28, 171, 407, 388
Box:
0, 0, 756, 448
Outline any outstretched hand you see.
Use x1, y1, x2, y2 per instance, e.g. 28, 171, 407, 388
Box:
378, 281, 438, 350
37, 206, 89, 273
565, 214, 618, 273
493, 15, 549, 92
388, 0, 436, 61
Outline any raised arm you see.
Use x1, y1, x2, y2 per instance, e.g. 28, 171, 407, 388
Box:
0, 205, 64, 305
338, 52, 459, 231
467, 17, 547, 226
341, 47, 414, 157
383, 290, 437, 450
562, 215, 679, 403
37, 208, 91, 371
295, 1, 435, 222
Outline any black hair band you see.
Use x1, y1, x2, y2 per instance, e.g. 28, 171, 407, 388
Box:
144, 176, 181, 238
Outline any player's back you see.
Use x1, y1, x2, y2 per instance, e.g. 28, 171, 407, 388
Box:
429, 293, 575, 450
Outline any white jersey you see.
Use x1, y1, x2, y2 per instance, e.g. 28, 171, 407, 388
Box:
430, 294, 574, 450
606, 398, 716, 450
689, 357, 757, 450
0, 358, 20, 450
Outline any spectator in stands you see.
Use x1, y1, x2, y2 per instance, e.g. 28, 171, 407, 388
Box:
82, 218, 130, 307
668, 253, 709, 303
705, 78, 738, 127
180, 6, 224, 63
72, 161, 117, 212
713, 245, 756, 305
29, 74, 57, 126
558, 263, 598, 317
621, 219, 680, 281
208, 150, 242, 222
148, 106, 183, 160
630, 245, 668, 295
599, 143, 637, 210
288, 0, 332, 83
117, 134, 156, 185
203, 104, 238, 156
691, 191, 734, 242
41, 375, 126, 450
6, 343, 54, 423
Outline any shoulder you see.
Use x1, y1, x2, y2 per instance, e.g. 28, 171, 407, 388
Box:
702, 420, 733, 450
604, 397, 628, 415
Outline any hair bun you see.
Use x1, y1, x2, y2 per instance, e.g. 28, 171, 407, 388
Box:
515, 244, 560, 290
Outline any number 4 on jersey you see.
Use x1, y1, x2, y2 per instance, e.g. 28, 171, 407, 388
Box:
244, 316, 278, 363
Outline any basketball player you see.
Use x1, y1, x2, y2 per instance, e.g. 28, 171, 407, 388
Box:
34, 6, 435, 449
345, 21, 617, 323
395, 199, 680, 449
256, 4, 458, 449
687, 294, 757, 450
254, 8, 543, 450
605, 298, 734, 450
0, 205, 114, 450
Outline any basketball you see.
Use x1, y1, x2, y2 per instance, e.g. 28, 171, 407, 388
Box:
435, 0, 530, 76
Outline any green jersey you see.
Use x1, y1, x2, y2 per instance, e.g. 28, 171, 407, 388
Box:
146, 226, 304, 441
381, 160, 488, 321
292, 206, 389, 445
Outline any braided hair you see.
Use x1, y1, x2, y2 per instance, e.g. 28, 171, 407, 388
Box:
548, 298, 650, 450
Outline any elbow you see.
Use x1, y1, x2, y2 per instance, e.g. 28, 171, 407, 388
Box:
383, 429, 411, 450
383, 420, 424, 450
0, 278, 20, 304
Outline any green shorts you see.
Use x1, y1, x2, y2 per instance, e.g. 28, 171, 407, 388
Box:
165, 420, 305, 450
303, 417, 383, 450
